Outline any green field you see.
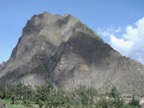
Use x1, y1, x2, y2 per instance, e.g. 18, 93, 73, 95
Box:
0, 99, 38, 108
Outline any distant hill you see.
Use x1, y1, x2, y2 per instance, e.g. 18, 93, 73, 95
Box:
0, 12, 144, 95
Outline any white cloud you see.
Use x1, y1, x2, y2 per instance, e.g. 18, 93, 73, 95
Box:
97, 17, 144, 64
110, 35, 133, 55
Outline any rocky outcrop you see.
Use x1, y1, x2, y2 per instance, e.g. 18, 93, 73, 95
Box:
0, 12, 144, 95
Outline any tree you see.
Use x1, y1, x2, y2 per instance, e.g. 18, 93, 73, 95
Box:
129, 95, 140, 107
73, 85, 97, 105
109, 86, 123, 108
0, 84, 6, 99
109, 86, 119, 99
35, 81, 54, 107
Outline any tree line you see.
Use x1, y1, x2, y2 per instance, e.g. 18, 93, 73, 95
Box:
0, 82, 140, 108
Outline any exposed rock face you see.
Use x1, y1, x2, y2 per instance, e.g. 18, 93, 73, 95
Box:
0, 62, 5, 70
0, 12, 144, 94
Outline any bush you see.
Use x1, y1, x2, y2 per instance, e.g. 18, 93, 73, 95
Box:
23, 100, 32, 107
109, 86, 119, 99
37, 100, 44, 108
129, 96, 140, 107
121, 105, 140, 108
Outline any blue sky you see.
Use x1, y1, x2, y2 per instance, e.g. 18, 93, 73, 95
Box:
0, 0, 144, 64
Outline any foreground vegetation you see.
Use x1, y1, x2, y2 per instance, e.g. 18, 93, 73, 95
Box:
0, 82, 140, 108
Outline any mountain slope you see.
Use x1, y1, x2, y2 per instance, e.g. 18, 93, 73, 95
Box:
0, 12, 144, 95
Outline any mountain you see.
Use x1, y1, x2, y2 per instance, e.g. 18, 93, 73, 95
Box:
0, 12, 144, 95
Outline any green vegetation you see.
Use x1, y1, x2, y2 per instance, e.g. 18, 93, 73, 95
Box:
0, 82, 141, 108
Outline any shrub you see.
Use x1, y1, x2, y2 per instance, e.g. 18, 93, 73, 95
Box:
129, 96, 140, 107
23, 100, 32, 107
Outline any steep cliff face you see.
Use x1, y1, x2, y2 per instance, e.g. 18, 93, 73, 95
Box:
0, 12, 144, 94
0, 12, 81, 83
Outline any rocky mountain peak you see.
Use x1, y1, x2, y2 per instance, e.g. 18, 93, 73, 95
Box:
23, 11, 102, 42
0, 12, 144, 95
9, 12, 103, 67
